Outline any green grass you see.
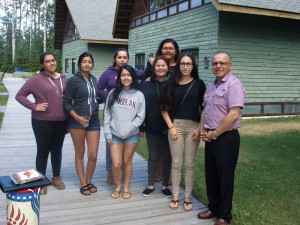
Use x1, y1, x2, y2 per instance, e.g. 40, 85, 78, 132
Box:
136, 117, 300, 225
0, 83, 8, 92
0, 83, 8, 127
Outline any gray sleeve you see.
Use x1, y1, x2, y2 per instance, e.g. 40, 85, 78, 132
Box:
103, 91, 112, 140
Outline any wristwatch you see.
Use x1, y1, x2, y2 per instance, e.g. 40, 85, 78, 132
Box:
212, 131, 217, 140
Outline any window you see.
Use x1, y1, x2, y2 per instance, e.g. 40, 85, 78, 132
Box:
178, 1, 189, 12
149, 0, 181, 12
191, 0, 201, 8
135, 53, 145, 70
65, 58, 69, 73
181, 48, 199, 65
72, 58, 76, 74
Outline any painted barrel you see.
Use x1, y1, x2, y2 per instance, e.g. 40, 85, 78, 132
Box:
6, 188, 40, 225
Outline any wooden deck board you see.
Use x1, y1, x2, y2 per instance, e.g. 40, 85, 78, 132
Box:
0, 78, 214, 225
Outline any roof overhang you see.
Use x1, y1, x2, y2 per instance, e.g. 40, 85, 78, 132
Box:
113, 0, 134, 39
212, 0, 300, 20
54, 0, 68, 50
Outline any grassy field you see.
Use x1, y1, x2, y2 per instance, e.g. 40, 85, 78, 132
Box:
136, 116, 300, 225
0, 83, 8, 127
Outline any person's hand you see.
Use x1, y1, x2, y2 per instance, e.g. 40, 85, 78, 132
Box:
169, 127, 178, 140
35, 103, 48, 111
200, 130, 208, 142
76, 116, 89, 128
148, 57, 154, 65
192, 128, 201, 140
108, 139, 113, 145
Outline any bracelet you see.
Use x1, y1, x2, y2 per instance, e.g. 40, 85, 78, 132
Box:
169, 126, 174, 129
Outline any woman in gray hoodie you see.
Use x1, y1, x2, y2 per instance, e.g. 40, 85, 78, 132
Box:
104, 64, 145, 199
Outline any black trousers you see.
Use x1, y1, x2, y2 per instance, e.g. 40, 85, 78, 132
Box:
32, 118, 68, 177
205, 130, 240, 222
146, 133, 171, 187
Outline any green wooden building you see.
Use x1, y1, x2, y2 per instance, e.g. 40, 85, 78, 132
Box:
113, 0, 300, 116
54, 0, 127, 78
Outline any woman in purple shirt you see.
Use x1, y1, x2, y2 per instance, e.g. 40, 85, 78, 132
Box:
15, 52, 68, 195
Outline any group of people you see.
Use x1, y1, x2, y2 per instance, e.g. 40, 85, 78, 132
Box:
15, 38, 245, 225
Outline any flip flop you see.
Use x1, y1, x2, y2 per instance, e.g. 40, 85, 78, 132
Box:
183, 201, 193, 211
169, 199, 179, 209
87, 183, 97, 193
80, 185, 91, 195
122, 191, 131, 199
111, 190, 121, 199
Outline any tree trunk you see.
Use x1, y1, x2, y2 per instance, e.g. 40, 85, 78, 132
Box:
43, 0, 48, 52
12, 0, 16, 64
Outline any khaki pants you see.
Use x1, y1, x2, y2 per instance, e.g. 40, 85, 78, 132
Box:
168, 119, 200, 197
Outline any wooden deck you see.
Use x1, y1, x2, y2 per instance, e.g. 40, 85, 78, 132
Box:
0, 78, 215, 225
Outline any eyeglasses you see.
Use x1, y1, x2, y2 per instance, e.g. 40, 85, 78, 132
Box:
44, 59, 56, 64
212, 61, 231, 66
180, 62, 193, 67
162, 47, 175, 51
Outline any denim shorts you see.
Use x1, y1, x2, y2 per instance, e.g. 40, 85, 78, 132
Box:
68, 113, 100, 131
112, 133, 140, 144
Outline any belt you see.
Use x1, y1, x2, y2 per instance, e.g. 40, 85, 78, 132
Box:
205, 128, 238, 132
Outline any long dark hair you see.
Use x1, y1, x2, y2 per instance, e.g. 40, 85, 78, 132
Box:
155, 38, 180, 62
39, 51, 56, 71
77, 52, 94, 70
107, 64, 139, 108
161, 54, 199, 112
112, 48, 129, 67
152, 55, 171, 77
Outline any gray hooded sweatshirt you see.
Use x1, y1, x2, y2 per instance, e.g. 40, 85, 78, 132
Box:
104, 88, 146, 140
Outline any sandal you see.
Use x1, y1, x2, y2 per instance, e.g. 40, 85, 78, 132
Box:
122, 191, 131, 199
80, 185, 91, 195
111, 190, 121, 199
87, 183, 97, 193
183, 201, 193, 211
169, 199, 179, 209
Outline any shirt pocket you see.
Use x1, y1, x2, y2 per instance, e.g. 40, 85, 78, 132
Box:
214, 91, 227, 105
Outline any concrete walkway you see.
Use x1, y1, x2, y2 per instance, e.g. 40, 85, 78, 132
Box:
0, 77, 214, 225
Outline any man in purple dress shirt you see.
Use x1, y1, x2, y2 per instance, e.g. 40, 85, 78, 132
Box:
197, 52, 245, 225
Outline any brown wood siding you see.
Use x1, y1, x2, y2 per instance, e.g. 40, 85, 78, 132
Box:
130, 0, 148, 20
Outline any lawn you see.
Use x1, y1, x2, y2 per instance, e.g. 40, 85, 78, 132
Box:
0, 83, 8, 127
136, 116, 300, 225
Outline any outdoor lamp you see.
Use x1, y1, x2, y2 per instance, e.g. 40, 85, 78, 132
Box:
204, 56, 209, 69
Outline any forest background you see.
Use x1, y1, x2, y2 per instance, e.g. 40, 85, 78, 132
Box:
0, 0, 60, 73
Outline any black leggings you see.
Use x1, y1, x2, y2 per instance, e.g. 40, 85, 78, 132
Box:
146, 133, 171, 187
32, 118, 68, 177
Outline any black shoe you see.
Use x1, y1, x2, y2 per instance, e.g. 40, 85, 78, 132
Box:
162, 188, 172, 198
142, 188, 155, 197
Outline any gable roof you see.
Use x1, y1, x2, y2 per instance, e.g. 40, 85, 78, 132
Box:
54, 0, 127, 49
212, 0, 300, 20
65, 0, 127, 44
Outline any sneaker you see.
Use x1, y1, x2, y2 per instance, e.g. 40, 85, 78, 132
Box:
162, 188, 172, 198
52, 176, 65, 190
142, 188, 155, 197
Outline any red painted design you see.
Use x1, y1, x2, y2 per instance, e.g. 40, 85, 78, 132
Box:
23, 171, 31, 178
7, 205, 28, 225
